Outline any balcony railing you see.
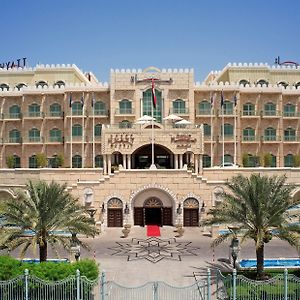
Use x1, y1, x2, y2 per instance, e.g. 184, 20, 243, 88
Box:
23, 112, 44, 118
91, 109, 109, 116
283, 136, 300, 142
262, 110, 281, 117
23, 137, 42, 143
6, 137, 22, 143
45, 111, 64, 118
4, 113, 22, 119
196, 109, 212, 116
169, 108, 189, 115
242, 136, 259, 142
283, 111, 299, 117
242, 111, 259, 117
115, 108, 134, 115
48, 136, 63, 143
263, 135, 280, 142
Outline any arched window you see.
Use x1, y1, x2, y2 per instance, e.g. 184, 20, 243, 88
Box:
29, 128, 40, 142
72, 155, 82, 168
203, 155, 211, 167
95, 124, 102, 136
10, 155, 21, 168
9, 129, 21, 143
283, 103, 296, 117
278, 81, 288, 88
54, 80, 65, 88
9, 105, 21, 118
284, 154, 294, 167
119, 120, 132, 128
257, 79, 269, 86
95, 155, 103, 168
198, 101, 211, 115
94, 101, 106, 115
264, 102, 276, 116
49, 128, 62, 142
221, 123, 233, 137
224, 154, 233, 164
72, 124, 82, 137
72, 102, 83, 115
284, 127, 296, 141
203, 123, 211, 136
29, 155, 37, 168
28, 103, 41, 117
243, 103, 255, 116
0, 83, 9, 91
243, 127, 255, 141
223, 100, 233, 115
270, 154, 277, 167
264, 127, 276, 141
173, 99, 186, 114
143, 88, 162, 123
15, 83, 27, 90
36, 81, 48, 88
119, 99, 132, 114
239, 79, 250, 86
50, 103, 62, 117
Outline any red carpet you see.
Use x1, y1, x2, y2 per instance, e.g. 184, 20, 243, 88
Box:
147, 225, 161, 236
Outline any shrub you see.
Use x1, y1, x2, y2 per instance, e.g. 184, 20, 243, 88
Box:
56, 153, 64, 167
294, 154, 300, 167
263, 153, 272, 167
242, 153, 249, 167
36, 153, 47, 168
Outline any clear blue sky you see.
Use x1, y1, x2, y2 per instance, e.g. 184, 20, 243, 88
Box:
1, 0, 300, 82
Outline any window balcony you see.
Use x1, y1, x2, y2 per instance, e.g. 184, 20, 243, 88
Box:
169, 108, 189, 115
91, 109, 109, 117
4, 113, 22, 119
23, 137, 43, 143
241, 111, 260, 117
23, 112, 44, 118
262, 135, 280, 142
262, 110, 281, 117
242, 136, 260, 142
5, 137, 22, 144
44, 111, 64, 118
283, 136, 300, 142
115, 108, 134, 115
283, 111, 300, 118
196, 109, 212, 116
46, 136, 63, 143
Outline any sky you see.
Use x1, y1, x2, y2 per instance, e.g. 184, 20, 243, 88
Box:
1, 0, 300, 82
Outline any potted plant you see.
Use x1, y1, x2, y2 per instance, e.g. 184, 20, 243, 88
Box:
175, 223, 184, 237
122, 224, 131, 238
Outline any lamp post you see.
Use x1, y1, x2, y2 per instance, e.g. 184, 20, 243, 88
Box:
70, 232, 81, 262
87, 207, 97, 221
228, 225, 240, 269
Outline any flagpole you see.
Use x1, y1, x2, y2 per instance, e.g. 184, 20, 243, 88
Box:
210, 93, 214, 167
82, 92, 85, 168
222, 94, 225, 167
92, 92, 95, 168
70, 93, 73, 169
151, 96, 155, 168
234, 102, 237, 165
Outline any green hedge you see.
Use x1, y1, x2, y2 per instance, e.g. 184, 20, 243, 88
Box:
0, 256, 99, 281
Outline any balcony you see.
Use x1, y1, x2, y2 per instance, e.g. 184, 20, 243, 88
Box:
283, 136, 300, 142
262, 135, 281, 142
241, 111, 260, 117
169, 108, 189, 115
4, 137, 22, 144
3, 113, 22, 120
44, 136, 63, 143
196, 109, 212, 116
241, 136, 260, 142
90, 109, 109, 117
283, 111, 300, 118
23, 112, 44, 118
262, 110, 281, 118
44, 111, 64, 118
115, 108, 134, 116
23, 137, 43, 143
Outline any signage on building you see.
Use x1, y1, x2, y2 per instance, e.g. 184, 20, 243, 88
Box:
0, 57, 27, 70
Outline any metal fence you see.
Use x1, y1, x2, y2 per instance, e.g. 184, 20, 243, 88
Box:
0, 269, 96, 300
217, 269, 300, 300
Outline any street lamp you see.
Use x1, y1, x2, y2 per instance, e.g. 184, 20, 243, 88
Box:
230, 237, 239, 269
176, 203, 182, 215
124, 203, 130, 215
87, 207, 97, 220
70, 232, 81, 262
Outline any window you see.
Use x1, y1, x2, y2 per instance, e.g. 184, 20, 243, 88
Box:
257, 79, 269, 86
49, 128, 62, 142
50, 103, 62, 117
283, 103, 296, 117
0, 83, 9, 91
203, 155, 211, 167
173, 99, 186, 114
72, 102, 83, 115
243, 103, 255, 116
54, 80, 65, 88
29, 155, 37, 168
223, 101, 233, 115
247, 154, 258, 167
239, 79, 250, 86
264, 102, 276, 116
284, 127, 296, 141
284, 154, 294, 167
28, 103, 41, 117
221, 123, 233, 137
72, 155, 82, 168
94, 101, 106, 115
119, 99, 132, 114
36, 81, 48, 88
278, 81, 288, 88
95, 124, 102, 136
270, 154, 276, 167
264, 127, 276, 141
143, 88, 162, 123
119, 120, 132, 128
203, 123, 211, 136
224, 154, 233, 164
12, 155, 21, 168
29, 128, 40, 142
9, 129, 21, 143
9, 105, 21, 118
72, 124, 82, 137
198, 101, 211, 115
95, 155, 103, 167
243, 127, 255, 141
15, 83, 26, 90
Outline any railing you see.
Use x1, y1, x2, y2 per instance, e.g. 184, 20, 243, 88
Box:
196, 109, 212, 116
23, 112, 44, 118
23, 137, 42, 143
241, 111, 260, 117
0, 269, 96, 300
242, 136, 260, 142
263, 135, 281, 142
217, 269, 300, 300
44, 111, 64, 118
115, 108, 134, 115
4, 113, 22, 119
91, 109, 109, 116
169, 108, 189, 114
6, 137, 22, 143
262, 110, 281, 117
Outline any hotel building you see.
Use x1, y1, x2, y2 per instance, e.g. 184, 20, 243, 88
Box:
0, 62, 300, 229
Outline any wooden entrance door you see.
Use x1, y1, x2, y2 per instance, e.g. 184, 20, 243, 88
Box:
183, 208, 199, 226
163, 207, 172, 226
107, 209, 123, 227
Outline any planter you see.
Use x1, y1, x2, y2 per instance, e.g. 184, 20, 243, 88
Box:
122, 227, 130, 238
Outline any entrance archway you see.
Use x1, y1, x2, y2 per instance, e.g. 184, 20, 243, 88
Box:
132, 144, 172, 169
183, 198, 199, 227
107, 198, 123, 227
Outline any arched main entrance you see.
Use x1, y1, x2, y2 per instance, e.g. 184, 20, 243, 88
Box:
107, 198, 123, 227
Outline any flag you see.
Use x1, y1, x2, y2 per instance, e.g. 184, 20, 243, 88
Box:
151, 78, 157, 108
81, 93, 84, 108
91, 93, 95, 107
69, 93, 73, 107
210, 92, 216, 107
220, 90, 224, 107
233, 92, 237, 107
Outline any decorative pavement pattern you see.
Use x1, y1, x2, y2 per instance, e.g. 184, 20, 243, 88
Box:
109, 237, 200, 263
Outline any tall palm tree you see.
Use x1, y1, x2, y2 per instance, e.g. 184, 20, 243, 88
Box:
0, 180, 99, 262
204, 174, 300, 278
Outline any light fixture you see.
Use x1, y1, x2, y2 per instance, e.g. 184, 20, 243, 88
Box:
176, 203, 182, 215
124, 203, 130, 214
201, 203, 205, 213
101, 203, 105, 213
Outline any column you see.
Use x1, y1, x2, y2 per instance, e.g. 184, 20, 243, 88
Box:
108, 155, 111, 175
127, 154, 131, 169
123, 154, 127, 169
174, 154, 178, 169
199, 154, 203, 174
103, 155, 107, 174
179, 154, 183, 169
194, 154, 199, 174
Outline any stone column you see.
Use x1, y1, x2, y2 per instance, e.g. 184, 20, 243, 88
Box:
194, 154, 199, 174
179, 154, 183, 169
123, 154, 127, 169
199, 154, 203, 174
108, 154, 111, 175
174, 154, 178, 169
127, 154, 131, 169
103, 155, 107, 174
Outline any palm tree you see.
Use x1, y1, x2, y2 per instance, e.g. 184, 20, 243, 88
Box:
204, 174, 300, 278
0, 180, 99, 262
